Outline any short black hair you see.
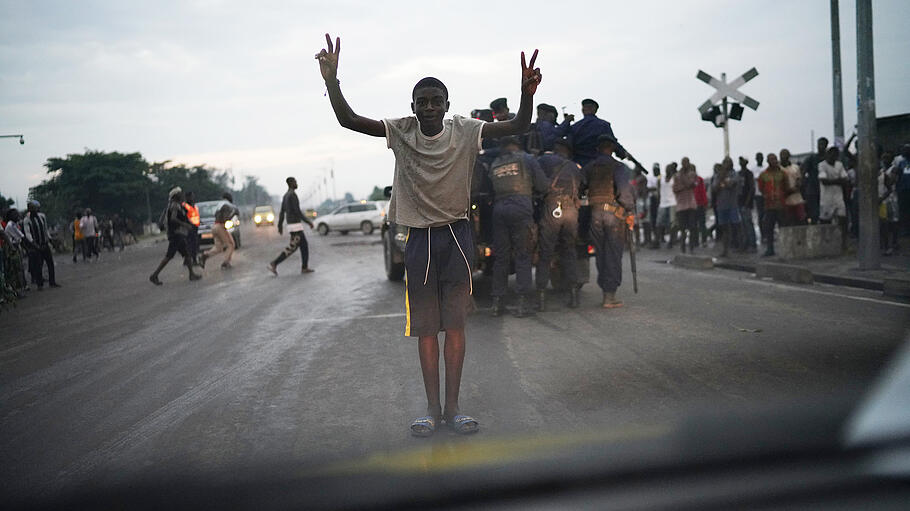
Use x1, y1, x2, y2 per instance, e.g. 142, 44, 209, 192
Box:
286, 177, 296, 185
412, 77, 448, 100
490, 97, 508, 112
222, 192, 233, 202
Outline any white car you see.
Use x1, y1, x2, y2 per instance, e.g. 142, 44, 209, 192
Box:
316, 201, 386, 235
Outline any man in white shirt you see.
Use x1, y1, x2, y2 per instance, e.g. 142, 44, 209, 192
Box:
818, 147, 849, 251
80, 208, 100, 260
655, 163, 678, 248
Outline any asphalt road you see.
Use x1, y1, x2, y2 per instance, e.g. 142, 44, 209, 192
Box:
2, 224, 908, 502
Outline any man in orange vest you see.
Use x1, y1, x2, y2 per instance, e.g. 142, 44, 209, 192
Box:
71, 210, 84, 263
184, 191, 201, 266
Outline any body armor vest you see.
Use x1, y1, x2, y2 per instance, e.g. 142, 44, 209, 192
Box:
586, 157, 618, 205
490, 152, 533, 200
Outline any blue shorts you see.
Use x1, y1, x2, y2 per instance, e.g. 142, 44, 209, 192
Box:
716, 207, 742, 225
404, 219, 475, 337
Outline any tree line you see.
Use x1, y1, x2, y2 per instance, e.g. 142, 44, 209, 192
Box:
24, 150, 270, 224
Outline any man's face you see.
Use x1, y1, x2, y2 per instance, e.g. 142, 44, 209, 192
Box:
581, 103, 597, 116
681, 157, 690, 168
767, 153, 779, 168
412, 86, 449, 128
492, 108, 509, 121
780, 149, 791, 165
536, 108, 554, 123
825, 149, 838, 164
817, 138, 829, 154
739, 157, 748, 169
755, 152, 764, 165
289, 179, 298, 190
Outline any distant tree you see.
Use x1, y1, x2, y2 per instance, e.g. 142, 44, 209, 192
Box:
0, 191, 14, 210
368, 186, 385, 201
343, 192, 355, 203
235, 175, 271, 206
31, 150, 150, 223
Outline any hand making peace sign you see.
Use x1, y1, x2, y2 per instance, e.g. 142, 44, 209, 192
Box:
315, 33, 340, 82
521, 49, 542, 96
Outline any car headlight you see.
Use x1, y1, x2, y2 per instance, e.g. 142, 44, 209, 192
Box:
266, 213, 274, 222
225, 220, 234, 229
254, 215, 262, 223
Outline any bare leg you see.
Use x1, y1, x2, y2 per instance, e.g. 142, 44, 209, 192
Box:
417, 335, 442, 420
442, 328, 466, 421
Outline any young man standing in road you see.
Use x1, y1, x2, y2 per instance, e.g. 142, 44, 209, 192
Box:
316, 33, 541, 436
149, 187, 202, 285
757, 154, 789, 257
80, 208, 100, 261
268, 177, 315, 276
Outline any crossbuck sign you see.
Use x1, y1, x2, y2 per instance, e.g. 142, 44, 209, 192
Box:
696, 67, 759, 157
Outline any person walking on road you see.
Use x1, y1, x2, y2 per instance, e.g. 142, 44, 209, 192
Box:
79, 208, 100, 260
316, 33, 541, 436
202, 192, 239, 270
489, 136, 548, 317
582, 134, 635, 309
23, 200, 60, 290
71, 210, 84, 262
268, 177, 315, 276
149, 187, 201, 285
183, 191, 201, 266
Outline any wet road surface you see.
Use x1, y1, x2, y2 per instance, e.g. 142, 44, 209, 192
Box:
2, 224, 908, 501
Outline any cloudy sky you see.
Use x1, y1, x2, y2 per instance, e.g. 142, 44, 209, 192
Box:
1, 0, 908, 209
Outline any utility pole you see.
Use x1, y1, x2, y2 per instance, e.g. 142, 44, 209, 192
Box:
856, 0, 879, 270
721, 73, 730, 158
830, 0, 845, 149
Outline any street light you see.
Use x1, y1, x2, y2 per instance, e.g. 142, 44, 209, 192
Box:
1, 134, 24, 145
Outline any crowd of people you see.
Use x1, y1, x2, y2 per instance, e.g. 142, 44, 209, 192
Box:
628, 140, 910, 258
1, 200, 61, 305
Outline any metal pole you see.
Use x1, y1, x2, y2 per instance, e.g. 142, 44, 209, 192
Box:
721, 73, 730, 158
856, 0, 879, 270
831, 0, 845, 149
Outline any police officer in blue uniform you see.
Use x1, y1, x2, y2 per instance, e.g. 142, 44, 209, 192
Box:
525, 103, 571, 155
568, 98, 625, 167
582, 134, 635, 308
535, 138, 584, 311
489, 136, 548, 317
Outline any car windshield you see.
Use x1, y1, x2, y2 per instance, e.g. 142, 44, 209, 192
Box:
4, 3, 910, 509
195, 202, 223, 218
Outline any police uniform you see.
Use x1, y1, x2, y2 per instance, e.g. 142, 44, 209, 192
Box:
535, 151, 584, 309
582, 147, 634, 306
489, 142, 548, 315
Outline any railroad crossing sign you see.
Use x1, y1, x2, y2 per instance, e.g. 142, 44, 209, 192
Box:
696, 67, 759, 157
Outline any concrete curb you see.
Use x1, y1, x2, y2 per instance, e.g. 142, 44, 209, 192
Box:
755, 262, 814, 285
671, 254, 714, 270
884, 279, 910, 299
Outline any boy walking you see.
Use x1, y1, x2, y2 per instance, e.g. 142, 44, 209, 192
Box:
316, 34, 541, 436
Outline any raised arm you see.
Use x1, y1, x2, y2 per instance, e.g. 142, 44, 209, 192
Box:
481, 50, 542, 139
316, 34, 385, 137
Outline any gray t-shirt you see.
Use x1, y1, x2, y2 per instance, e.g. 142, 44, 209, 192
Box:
384, 115, 485, 228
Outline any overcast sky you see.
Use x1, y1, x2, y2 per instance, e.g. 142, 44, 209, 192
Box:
1, 0, 908, 209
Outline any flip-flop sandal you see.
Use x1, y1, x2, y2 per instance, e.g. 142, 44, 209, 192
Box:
409, 415, 437, 437
447, 414, 479, 435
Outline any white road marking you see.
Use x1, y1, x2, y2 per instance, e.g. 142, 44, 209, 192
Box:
698, 269, 910, 309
